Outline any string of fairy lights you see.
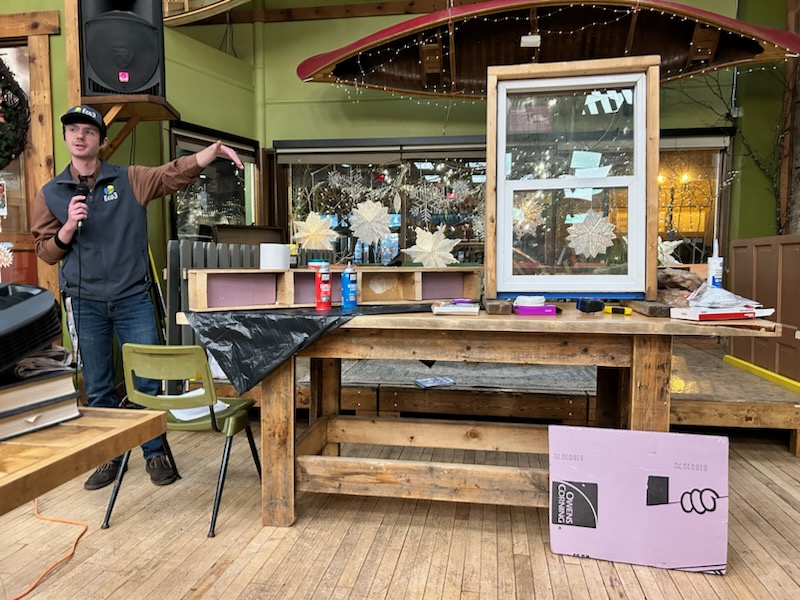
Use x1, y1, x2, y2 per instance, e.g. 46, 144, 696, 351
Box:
325, 3, 796, 107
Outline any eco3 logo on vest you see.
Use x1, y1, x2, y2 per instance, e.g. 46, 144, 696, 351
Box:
103, 184, 119, 203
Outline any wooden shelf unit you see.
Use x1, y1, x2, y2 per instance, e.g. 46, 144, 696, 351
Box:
187, 266, 484, 311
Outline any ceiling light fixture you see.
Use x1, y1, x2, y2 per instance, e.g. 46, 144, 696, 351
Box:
520, 35, 542, 48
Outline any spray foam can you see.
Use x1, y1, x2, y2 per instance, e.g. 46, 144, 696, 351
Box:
315, 262, 332, 310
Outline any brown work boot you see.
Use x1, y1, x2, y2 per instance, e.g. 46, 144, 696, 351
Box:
146, 455, 177, 486
84, 461, 125, 490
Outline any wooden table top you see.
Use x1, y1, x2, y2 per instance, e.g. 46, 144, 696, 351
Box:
0, 407, 166, 516
339, 304, 781, 337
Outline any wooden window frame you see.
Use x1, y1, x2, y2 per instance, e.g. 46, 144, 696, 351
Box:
0, 11, 59, 293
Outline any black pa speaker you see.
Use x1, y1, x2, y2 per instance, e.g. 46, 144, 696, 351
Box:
79, 0, 166, 97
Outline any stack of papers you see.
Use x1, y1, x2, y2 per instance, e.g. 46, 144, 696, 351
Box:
431, 301, 480, 315
670, 283, 775, 321
670, 307, 774, 321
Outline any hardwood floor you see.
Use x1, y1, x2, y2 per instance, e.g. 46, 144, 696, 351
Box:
1, 427, 799, 599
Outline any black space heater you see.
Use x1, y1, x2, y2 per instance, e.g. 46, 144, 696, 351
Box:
0, 283, 63, 376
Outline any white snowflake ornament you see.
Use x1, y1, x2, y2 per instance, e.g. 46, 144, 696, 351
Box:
566, 210, 616, 259
512, 196, 545, 237
404, 226, 460, 267
0, 242, 13, 276
349, 200, 392, 245
294, 212, 339, 250
657, 236, 684, 266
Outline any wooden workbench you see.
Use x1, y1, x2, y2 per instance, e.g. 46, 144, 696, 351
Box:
254, 305, 779, 526
0, 407, 166, 516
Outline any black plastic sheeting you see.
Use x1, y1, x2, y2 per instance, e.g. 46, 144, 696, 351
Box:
185, 304, 432, 395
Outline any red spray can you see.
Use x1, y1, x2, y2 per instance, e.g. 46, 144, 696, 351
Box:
315, 262, 332, 310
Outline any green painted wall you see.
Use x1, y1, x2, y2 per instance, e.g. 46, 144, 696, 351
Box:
729, 0, 788, 240
164, 27, 256, 139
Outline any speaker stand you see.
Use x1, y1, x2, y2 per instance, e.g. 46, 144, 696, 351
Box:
80, 94, 180, 160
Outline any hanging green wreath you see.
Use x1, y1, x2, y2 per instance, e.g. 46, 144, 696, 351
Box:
0, 56, 30, 171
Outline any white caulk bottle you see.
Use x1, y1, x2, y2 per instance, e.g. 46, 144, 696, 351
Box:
707, 239, 724, 288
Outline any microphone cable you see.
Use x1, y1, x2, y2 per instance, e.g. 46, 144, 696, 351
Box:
71, 180, 89, 395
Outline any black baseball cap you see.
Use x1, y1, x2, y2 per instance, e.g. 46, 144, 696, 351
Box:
61, 104, 107, 138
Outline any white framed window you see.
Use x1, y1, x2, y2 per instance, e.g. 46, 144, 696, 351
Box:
486, 57, 660, 300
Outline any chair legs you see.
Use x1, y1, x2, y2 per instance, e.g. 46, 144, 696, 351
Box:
101, 449, 132, 529
245, 425, 262, 480
208, 428, 261, 538
99, 430, 260, 538
209, 436, 234, 537
161, 435, 182, 480
101, 433, 179, 529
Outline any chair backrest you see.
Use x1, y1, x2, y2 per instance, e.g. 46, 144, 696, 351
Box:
121, 343, 217, 411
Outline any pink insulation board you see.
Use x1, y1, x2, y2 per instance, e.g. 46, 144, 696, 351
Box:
548, 425, 728, 574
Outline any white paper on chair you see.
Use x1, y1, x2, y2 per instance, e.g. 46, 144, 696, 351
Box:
163, 388, 230, 421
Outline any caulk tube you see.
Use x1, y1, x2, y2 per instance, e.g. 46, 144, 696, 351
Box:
342, 262, 357, 309
707, 239, 724, 288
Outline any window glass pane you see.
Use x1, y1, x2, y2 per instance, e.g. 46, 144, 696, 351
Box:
657, 148, 721, 264
287, 156, 486, 265
172, 131, 256, 241
511, 187, 629, 276
505, 86, 635, 180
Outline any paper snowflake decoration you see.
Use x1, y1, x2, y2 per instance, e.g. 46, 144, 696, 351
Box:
566, 210, 616, 258
328, 169, 368, 203
471, 202, 486, 241
0, 242, 13, 269
294, 212, 339, 250
409, 181, 448, 224
657, 236, 684, 266
512, 195, 545, 237
349, 200, 392, 245
404, 226, 460, 267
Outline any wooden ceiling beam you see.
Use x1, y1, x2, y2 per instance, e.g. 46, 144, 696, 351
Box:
624, 6, 639, 56
530, 8, 539, 63
183, 1, 488, 24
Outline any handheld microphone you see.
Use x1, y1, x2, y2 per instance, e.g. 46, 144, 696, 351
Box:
75, 182, 90, 229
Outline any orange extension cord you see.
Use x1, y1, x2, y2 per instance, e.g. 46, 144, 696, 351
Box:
10, 499, 88, 600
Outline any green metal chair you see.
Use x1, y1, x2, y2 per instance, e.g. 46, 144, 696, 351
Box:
102, 343, 261, 537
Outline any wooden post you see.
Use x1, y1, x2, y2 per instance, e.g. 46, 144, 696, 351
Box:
260, 358, 296, 526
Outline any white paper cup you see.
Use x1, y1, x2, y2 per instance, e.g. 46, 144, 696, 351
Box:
259, 244, 291, 270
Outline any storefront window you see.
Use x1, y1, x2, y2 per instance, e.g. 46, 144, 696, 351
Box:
171, 125, 258, 240
278, 135, 727, 270
280, 145, 487, 265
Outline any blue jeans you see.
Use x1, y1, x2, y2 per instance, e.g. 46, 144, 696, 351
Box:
71, 291, 164, 460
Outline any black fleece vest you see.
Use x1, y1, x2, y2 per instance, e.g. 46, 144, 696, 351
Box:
43, 162, 151, 302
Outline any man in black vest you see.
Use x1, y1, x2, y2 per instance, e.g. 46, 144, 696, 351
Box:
32, 104, 243, 490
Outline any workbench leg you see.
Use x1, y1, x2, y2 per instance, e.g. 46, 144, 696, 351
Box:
628, 335, 672, 432
311, 357, 341, 456
260, 358, 296, 526
790, 430, 800, 456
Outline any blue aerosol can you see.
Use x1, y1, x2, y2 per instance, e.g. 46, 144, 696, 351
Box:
341, 262, 358, 309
